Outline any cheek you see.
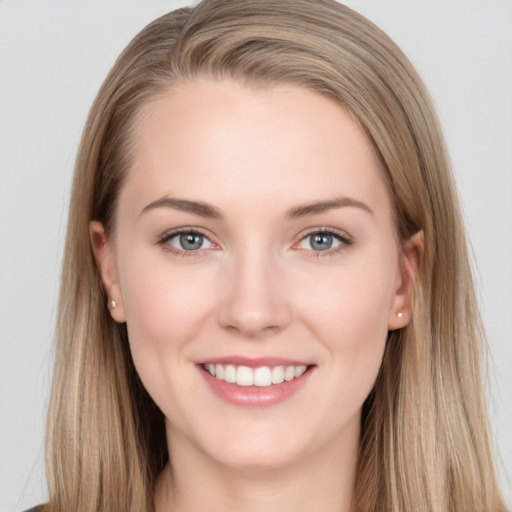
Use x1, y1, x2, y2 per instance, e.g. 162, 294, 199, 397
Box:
116, 246, 216, 369
304, 256, 395, 325
116, 250, 220, 430
298, 249, 398, 379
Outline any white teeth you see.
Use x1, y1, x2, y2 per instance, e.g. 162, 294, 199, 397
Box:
295, 365, 306, 377
284, 366, 295, 381
204, 363, 308, 387
271, 366, 285, 384
237, 366, 254, 386
224, 364, 236, 383
254, 366, 272, 387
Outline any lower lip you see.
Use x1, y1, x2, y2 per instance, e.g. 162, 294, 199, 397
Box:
198, 366, 313, 407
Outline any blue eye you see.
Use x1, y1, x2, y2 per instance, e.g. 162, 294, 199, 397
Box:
178, 233, 204, 250
296, 230, 351, 253
309, 233, 336, 251
164, 231, 215, 251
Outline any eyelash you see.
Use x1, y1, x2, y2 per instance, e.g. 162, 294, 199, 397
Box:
156, 227, 353, 258
294, 227, 353, 258
157, 227, 218, 258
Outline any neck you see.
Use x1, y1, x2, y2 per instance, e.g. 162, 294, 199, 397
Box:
155, 422, 359, 512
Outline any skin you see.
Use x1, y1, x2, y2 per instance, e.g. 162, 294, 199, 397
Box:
91, 79, 421, 512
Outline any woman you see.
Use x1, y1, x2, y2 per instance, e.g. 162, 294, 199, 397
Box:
28, 0, 507, 510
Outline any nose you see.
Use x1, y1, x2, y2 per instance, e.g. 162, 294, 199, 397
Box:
216, 247, 292, 339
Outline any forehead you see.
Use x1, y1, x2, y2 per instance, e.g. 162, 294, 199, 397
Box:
121, 79, 391, 218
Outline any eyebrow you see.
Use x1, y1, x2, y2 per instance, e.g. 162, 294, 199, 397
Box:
140, 195, 373, 220
140, 196, 222, 219
285, 197, 374, 219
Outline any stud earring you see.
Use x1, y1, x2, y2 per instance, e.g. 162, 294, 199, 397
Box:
397, 312, 403, 319
108, 300, 117, 311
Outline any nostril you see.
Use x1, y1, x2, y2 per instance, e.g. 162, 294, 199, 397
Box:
217, 303, 291, 338
215, 258, 292, 332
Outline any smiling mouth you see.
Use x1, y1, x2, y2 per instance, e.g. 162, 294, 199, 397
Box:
202, 363, 311, 387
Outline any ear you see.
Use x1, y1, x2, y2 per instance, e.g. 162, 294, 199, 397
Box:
388, 230, 424, 330
89, 220, 126, 323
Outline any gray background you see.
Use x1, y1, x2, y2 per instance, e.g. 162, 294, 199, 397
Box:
1, 1, 511, 510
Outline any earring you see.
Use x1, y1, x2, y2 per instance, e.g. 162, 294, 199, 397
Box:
108, 300, 117, 311
397, 312, 403, 319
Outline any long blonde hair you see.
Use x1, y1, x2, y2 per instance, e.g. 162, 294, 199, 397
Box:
46, 1, 506, 511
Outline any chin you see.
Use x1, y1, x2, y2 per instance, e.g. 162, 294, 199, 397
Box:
212, 447, 300, 472
199, 427, 307, 472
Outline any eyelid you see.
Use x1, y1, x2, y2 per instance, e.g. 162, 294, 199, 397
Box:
293, 227, 353, 254
157, 227, 220, 254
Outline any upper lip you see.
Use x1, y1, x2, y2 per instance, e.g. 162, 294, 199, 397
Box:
195, 356, 313, 368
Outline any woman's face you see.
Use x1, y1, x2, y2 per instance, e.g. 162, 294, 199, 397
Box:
92, 79, 414, 471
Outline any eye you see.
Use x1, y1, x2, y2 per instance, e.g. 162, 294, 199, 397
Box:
159, 229, 218, 253
295, 229, 352, 254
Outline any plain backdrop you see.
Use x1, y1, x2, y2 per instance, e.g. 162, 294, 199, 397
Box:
1, 1, 511, 510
